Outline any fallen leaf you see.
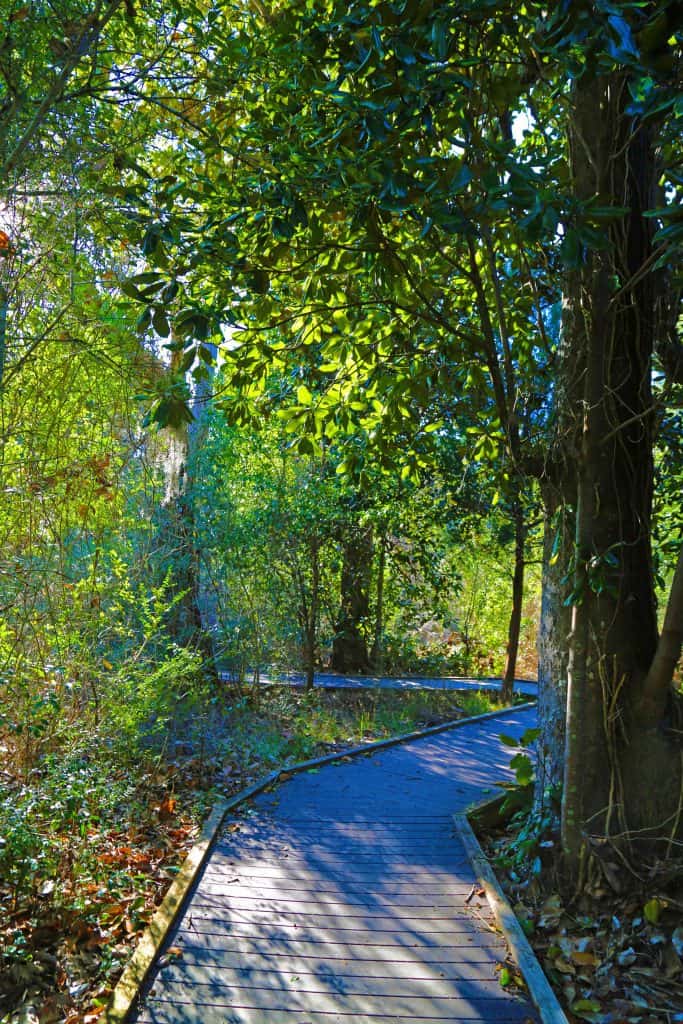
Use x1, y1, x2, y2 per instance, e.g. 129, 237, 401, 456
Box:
572, 998, 602, 1018
571, 951, 599, 967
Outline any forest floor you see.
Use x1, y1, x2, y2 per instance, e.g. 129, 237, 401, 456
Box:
0, 684, 511, 1024
481, 811, 683, 1024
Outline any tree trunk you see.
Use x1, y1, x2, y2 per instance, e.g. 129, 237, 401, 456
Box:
502, 503, 526, 700
558, 72, 682, 865
332, 525, 372, 673
158, 420, 206, 647
535, 488, 571, 813
303, 537, 320, 690
370, 528, 387, 672
154, 349, 212, 659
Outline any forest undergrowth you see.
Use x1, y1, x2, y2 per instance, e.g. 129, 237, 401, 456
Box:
481, 741, 683, 1024
0, 682, 504, 1024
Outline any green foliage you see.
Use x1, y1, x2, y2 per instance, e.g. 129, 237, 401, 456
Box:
0, 758, 135, 909
493, 727, 559, 881
498, 727, 541, 814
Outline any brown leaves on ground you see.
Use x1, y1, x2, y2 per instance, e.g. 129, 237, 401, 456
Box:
486, 827, 683, 1024
0, 775, 200, 1024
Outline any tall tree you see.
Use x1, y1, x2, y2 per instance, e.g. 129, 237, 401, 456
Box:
121, 0, 683, 868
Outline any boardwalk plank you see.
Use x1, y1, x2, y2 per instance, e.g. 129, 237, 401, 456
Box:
172, 949, 500, 979
188, 892, 490, 915
171, 933, 501, 962
172, 928, 505, 952
192, 888, 483, 908
151, 963, 507, 998
141, 985, 529, 1017
138, 1007, 533, 1024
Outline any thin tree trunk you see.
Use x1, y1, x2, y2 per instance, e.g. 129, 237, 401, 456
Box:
370, 529, 387, 672
304, 538, 319, 690
535, 488, 571, 813
502, 504, 525, 700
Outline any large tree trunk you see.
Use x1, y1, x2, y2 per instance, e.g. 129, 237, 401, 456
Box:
558, 72, 681, 865
158, 421, 207, 648
331, 525, 372, 673
155, 350, 212, 659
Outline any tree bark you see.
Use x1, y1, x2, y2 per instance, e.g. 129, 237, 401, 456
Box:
535, 489, 571, 813
331, 525, 372, 673
303, 537, 320, 690
155, 351, 212, 659
158, 421, 206, 647
502, 503, 526, 701
370, 528, 387, 672
558, 71, 682, 864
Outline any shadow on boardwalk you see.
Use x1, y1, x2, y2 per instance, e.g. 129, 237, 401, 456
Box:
133, 707, 540, 1024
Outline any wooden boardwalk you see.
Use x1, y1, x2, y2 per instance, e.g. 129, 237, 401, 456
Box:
133, 708, 539, 1024
220, 669, 539, 698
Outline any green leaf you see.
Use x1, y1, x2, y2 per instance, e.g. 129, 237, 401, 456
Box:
510, 752, 534, 786
560, 228, 582, 268
520, 727, 541, 747
120, 280, 145, 301
499, 734, 520, 748
571, 999, 602, 1020
153, 308, 170, 338
643, 897, 662, 924
297, 436, 315, 456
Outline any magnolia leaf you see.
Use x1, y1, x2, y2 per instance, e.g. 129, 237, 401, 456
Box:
644, 898, 662, 924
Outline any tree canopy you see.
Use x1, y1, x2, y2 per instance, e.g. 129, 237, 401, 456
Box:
1, 0, 682, 881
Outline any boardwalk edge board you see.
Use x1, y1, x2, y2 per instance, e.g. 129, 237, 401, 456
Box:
454, 806, 569, 1024
105, 700, 536, 1024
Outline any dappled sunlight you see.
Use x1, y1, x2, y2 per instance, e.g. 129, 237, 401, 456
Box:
133, 712, 538, 1023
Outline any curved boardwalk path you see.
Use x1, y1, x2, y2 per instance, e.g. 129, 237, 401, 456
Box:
134, 707, 539, 1024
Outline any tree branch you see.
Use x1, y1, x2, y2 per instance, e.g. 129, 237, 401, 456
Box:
1, 0, 124, 180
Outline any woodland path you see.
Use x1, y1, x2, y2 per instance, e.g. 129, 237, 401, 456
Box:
132, 706, 540, 1024
224, 669, 539, 697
